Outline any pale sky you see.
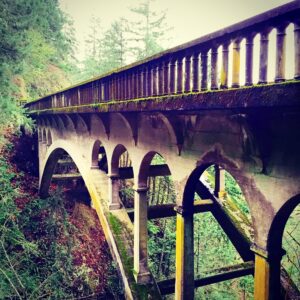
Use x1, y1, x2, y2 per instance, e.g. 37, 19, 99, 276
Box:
60, 0, 291, 62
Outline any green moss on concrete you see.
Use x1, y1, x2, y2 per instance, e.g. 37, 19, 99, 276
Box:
108, 213, 161, 300
27, 80, 300, 115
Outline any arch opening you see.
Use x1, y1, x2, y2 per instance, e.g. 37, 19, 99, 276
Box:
181, 163, 255, 298
138, 152, 177, 282
268, 195, 300, 297
39, 148, 122, 298
111, 144, 134, 209
91, 140, 108, 173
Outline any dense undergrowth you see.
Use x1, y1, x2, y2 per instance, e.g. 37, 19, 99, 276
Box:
0, 131, 123, 299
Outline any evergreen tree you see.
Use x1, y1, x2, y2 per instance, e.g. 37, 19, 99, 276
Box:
129, 0, 171, 59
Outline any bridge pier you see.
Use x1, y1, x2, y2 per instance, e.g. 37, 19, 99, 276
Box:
133, 186, 151, 284
174, 206, 194, 300
252, 245, 283, 300
108, 174, 122, 210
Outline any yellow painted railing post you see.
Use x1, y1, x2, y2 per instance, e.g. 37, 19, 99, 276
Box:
175, 206, 194, 300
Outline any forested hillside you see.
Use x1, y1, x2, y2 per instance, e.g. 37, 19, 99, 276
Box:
0, 0, 299, 299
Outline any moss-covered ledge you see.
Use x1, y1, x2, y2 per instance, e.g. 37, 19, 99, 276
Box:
27, 80, 300, 116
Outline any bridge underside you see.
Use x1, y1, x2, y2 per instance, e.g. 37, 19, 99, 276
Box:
33, 82, 300, 299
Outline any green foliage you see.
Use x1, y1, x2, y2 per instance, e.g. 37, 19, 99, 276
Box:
282, 204, 300, 290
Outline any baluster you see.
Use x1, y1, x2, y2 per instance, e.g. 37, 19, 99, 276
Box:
294, 20, 300, 79
158, 62, 164, 95
220, 43, 229, 89
259, 29, 270, 84
170, 57, 176, 94
152, 64, 158, 96
232, 39, 241, 88
245, 35, 254, 86
177, 55, 184, 94
211, 46, 218, 90
77, 87, 81, 104
127, 73, 132, 99
184, 54, 192, 93
164, 60, 169, 95
192, 52, 200, 92
143, 67, 147, 97
139, 69, 143, 98
124, 73, 129, 99
133, 72, 137, 99
275, 24, 288, 82
147, 66, 152, 97
201, 50, 208, 91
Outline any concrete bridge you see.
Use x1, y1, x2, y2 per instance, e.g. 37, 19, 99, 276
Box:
25, 2, 300, 299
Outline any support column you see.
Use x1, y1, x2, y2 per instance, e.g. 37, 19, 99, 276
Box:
214, 165, 226, 199
232, 39, 241, 88
175, 206, 194, 300
108, 174, 121, 210
211, 46, 218, 90
294, 20, 300, 79
220, 43, 229, 89
251, 244, 284, 300
275, 25, 287, 82
245, 34, 254, 86
259, 30, 270, 84
134, 187, 151, 284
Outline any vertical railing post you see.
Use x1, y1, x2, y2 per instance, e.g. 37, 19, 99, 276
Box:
177, 55, 184, 94
170, 57, 176, 94
192, 52, 200, 92
245, 34, 254, 86
142, 67, 147, 97
133, 186, 151, 284
147, 65, 152, 97
294, 20, 300, 79
220, 43, 229, 89
184, 54, 192, 93
158, 62, 164, 96
138, 69, 143, 98
232, 39, 241, 88
132, 72, 137, 99
164, 60, 169, 95
174, 205, 194, 300
275, 24, 287, 82
259, 30, 270, 84
201, 50, 208, 91
152, 64, 158, 96
211, 46, 219, 90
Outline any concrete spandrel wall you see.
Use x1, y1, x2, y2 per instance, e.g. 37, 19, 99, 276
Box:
37, 107, 300, 249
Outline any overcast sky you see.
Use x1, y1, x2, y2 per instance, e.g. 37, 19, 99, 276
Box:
59, 0, 291, 63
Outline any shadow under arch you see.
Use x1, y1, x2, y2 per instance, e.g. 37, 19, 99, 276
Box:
40, 147, 87, 198
91, 139, 108, 173
47, 129, 52, 146
138, 151, 171, 188
111, 144, 130, 175
266, 194, 300, 299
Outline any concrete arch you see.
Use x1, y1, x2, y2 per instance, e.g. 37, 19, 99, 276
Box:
90, 114, 109, 139
266, 194, 300, 298
138, 151, 171, 188
181, 148, 264, 243
91, 139, 108, 170
267, 194, 300, 252
111, 144, 130, 175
